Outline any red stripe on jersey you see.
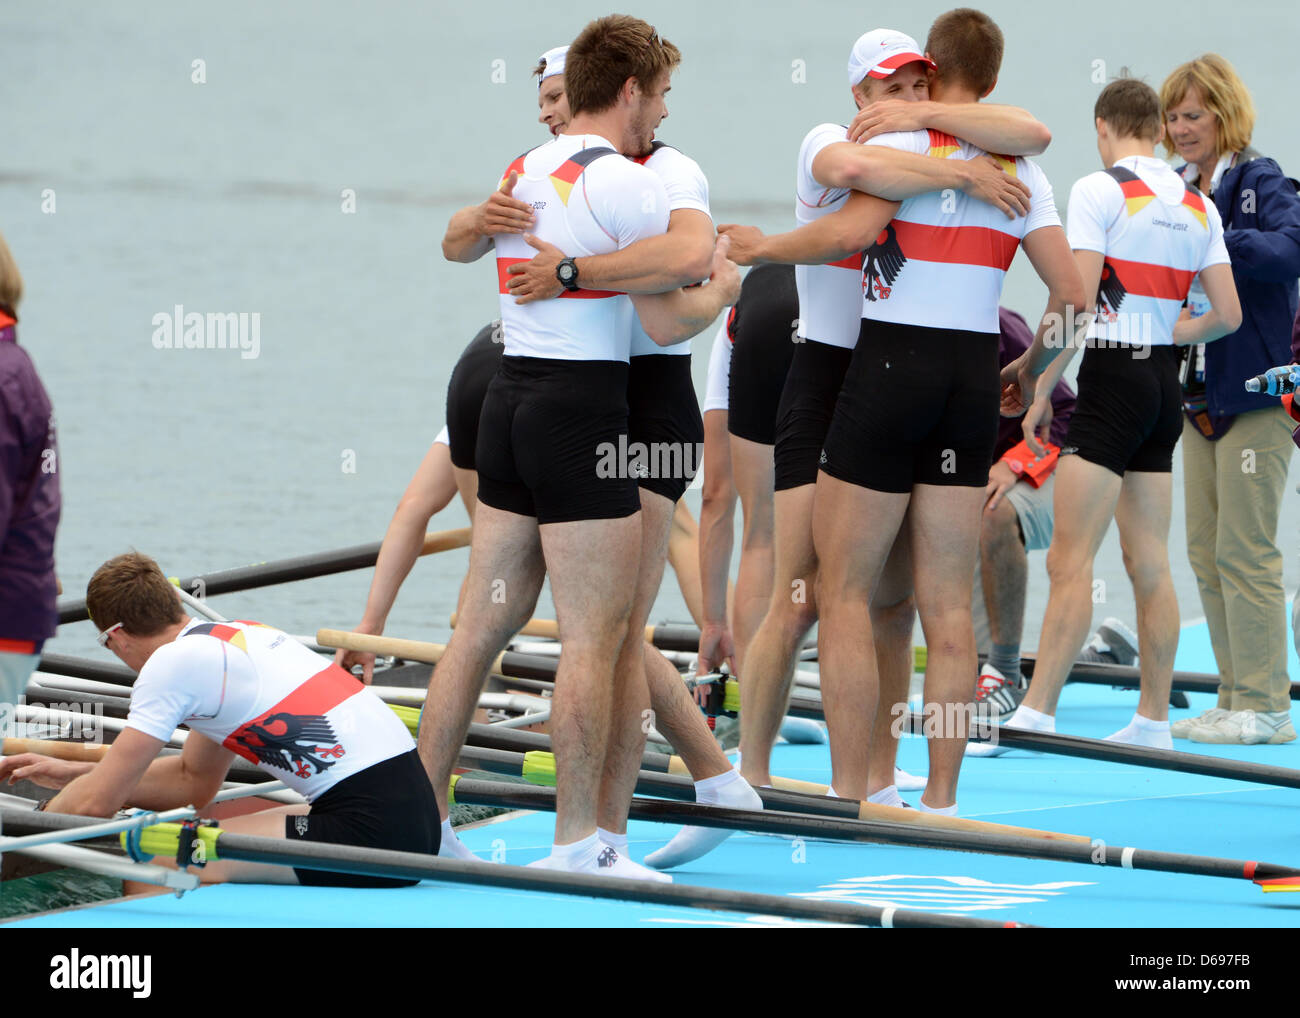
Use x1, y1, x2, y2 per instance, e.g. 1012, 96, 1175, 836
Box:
496, 257, 621, 298
827, 251, 864, 270
222, 663, 362, 764
1119, 178, 1155, 200
550, 158, 587, 186
499, 155, 527, 187
892, 219, 1019, 271
0, 637, 36, 654
1104, 255, 1197, 301
926, 129, 959, 153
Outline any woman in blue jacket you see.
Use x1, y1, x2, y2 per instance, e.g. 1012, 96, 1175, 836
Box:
1161, 54, 1300, 745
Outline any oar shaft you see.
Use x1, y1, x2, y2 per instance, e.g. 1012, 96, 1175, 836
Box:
57, 528, 471, 625
453, 779, 1294, 885
2, 738, 108, 762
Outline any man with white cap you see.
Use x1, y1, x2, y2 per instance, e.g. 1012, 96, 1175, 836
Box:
718, 25, 1050, 809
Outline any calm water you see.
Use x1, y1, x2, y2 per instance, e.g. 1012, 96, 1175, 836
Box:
5, 0, 1299, 663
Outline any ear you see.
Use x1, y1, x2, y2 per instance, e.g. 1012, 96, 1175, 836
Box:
1095, 116, 1107, 140
621, 76, 639, 106
851, 85, 867, 110
980, 75, 997, 100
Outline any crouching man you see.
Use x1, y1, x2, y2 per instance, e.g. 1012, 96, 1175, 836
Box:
0, 552, 438, 886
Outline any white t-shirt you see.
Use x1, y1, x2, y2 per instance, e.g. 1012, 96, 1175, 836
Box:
495, 134, 669, 361
1068, 155, 1229, 346
861, 129, 1061, 333
126, 620, 413, 802
793, 123, 864, 349
702, 312, 733, 413
630, 142, 713, 358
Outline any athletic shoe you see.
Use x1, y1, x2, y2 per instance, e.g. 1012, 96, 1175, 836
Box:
1188, 710, 1297, 746
974, 663, 1027, 721
1170, 707, 1228, 739
1077, 617, 1139, 667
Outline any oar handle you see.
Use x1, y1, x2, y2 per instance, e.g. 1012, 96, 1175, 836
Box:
421, 528, 472, 556
452, 614, 657, 646
316, 629, 451, 666
2, 738, 110, 762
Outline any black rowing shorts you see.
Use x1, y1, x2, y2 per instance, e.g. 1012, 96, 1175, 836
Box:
475, 355, 640, 524
728, 264, 798, 445
446, 323, 505, 470
286, 749, 440, 888
1064, 343, 1182, 476
627, 353, 704, 504
773, 338, 853, 491
820, 319, 1000, 492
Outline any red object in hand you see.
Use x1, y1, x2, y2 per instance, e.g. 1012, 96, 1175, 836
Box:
1000, 438, 1060, 488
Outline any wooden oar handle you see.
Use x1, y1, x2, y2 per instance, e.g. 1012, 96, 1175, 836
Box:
316, 629, 449, 665
422, 527, 471, 556
3, 738, 109, 762
450, 614, 653, 645
856, 801, 1090, 844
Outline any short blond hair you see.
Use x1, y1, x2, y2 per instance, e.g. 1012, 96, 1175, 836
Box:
1160, 54, 1255, 157
0, 229, 23, 316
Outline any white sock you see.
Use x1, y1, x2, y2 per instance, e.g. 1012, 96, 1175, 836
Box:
552, 832, 601, 865
597, 827, 628, 852
438, 818, 481, 861
1105, 712, 1172, 749
894, 768, 926, 791
644, 772, 762, 870
1006, 705, 1055, 731
918, 799, 958, 816
867, 784, 908, 808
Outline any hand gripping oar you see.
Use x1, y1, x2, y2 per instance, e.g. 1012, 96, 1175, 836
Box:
0, 808, 1030, 929
449, 775, 1300, 890
56, 527, 471, 625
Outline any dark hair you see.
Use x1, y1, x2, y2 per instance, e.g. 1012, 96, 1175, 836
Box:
87, 552, 185, 636
564, 15, 681, 116
1095, 78, 1162, 142
925, 8, 1003, 97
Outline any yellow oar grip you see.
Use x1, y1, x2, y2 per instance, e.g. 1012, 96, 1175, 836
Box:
390, 702, 421, 736
120, 821, 222, 862
448, 773, 460, 805
521, 750, 557, 786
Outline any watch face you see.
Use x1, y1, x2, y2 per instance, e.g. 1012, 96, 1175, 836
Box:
558, 261, 577, 283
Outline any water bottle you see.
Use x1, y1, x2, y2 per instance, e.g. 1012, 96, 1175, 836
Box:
1244, 365, 1297, 395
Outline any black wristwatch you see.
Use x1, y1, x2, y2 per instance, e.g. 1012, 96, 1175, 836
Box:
556, 257, 580, 292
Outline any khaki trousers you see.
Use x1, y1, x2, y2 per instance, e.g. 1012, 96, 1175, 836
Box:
1182, 408, 1294, 713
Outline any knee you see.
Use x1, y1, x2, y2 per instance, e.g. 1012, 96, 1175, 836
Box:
871, 593, 916, 637
979, 500, 1020, 557
1045, 541, 1091, 586
771, 580, 820, 635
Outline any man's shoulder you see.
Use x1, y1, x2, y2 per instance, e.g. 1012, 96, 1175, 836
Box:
644, 142, 706, 180
136, 632, 222, 686
800, 122, 849, 154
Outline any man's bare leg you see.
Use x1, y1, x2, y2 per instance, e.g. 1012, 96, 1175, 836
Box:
908, 483, 985, 808
737, 484, 820, 787
867, 527, 916, 799
598, 492, 675, 838
419, 504, 545, 823
980, 498, 1029, 652
542, 512, 641, 847
1018, 456, 1123, 718
811, 473, 909, 801
730, 434, 777, 672
1112, 471, 1177, 736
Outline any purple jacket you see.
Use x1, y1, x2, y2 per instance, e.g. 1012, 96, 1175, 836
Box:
995, 307, 1076, 461
0, 317, 60, 649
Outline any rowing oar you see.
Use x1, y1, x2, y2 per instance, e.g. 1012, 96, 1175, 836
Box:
318, 629, 575, 683
2, 738, 108, 763
442, 732, 1087, 845
450, 776, 1298, 890
452, 613, 818, 659
450, 719, 1085, 843
56, 527, 472, 625
35, 653, 136, 686
0, 808, 1026, 928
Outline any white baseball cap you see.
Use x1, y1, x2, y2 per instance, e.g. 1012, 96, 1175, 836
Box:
537, 45, 569, 86
846, 29, 934, 86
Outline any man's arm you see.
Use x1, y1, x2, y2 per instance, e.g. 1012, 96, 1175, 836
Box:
442, 171, 535, 264
849, 100, 1051, 155
628, 236, 742, 346
1173, 263, 1243, 346
719, 191, 899, 267
811, 143, 1030, 216
506, 209, 715, 302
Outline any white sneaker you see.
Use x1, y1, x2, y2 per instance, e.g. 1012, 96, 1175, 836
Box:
894, 768, 926, 791
1189, 710, 1297, 746
1171, 707, 1228, 739
1077, 617, 1140, 667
